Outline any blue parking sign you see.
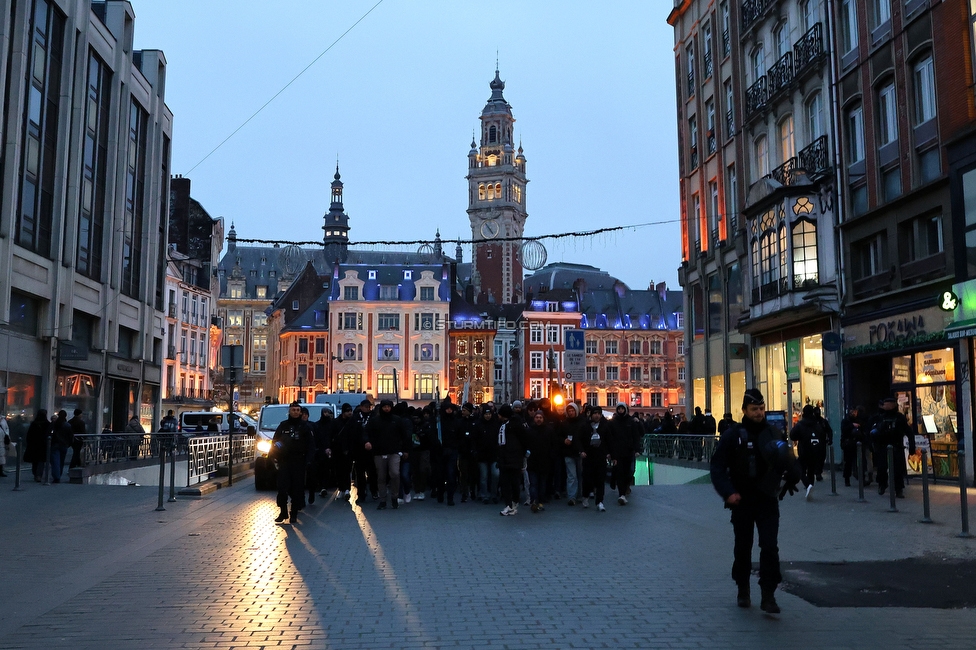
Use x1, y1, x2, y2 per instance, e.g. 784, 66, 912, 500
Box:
565, 329, 584, 351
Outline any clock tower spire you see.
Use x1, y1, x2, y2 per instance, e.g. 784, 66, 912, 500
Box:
466, 68, 527, 304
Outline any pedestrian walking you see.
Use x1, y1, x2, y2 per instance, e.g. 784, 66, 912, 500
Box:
496, 404, 526, 516
560, 403, 584, 505
709, 388, 802, 614
789, 405, 825, 499
608, 403, 639, 505
364, 399, 409, 510
68, 409, 87, 469
0, 409, 9, 477
580, 408, 612, 512
871, 397, 914, 498
840, 406, 865, 486
270, 402, 314, 523
50, 410, 73, 483
23, 410, 52, 482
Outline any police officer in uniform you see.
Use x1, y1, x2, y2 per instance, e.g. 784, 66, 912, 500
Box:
271, 402, 314, 523
871, 396, 914, 498
710, 388, 802, 614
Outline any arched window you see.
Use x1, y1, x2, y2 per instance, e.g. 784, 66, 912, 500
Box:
486, 184, 495, 200
755, 135, 769, 178
805, 92, 823, 141
792, 219, 819, 287
752, 239, 761, 288
877, 81, 897, 145
489, 125, 497, 143
751, 43, 766, 82
779, 114, 795, 162
478, 184, 486, 200
495, 182, 502, 199
774, 21, 790, 58
778, 223, 788, 286
760, 231, 778, 285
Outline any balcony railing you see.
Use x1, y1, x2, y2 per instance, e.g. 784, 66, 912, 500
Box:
703, 54, 713, 80
726, 109, 735, 137
707, 133, 717, 155
168, 303, 176, 318
798, 135, 829, 177
767, 52, 794, 96
742, 0, 774, 32
687, 70, 696, 97
745, 75, 768, 117
769, 157, 797, 186
722, 29, 730, 56
166, 346, 176, 360
794, 23, 825, 74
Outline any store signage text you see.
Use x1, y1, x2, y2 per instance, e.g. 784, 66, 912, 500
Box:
869, 316, 926, 344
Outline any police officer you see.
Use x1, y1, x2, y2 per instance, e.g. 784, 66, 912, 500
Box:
710, 388, 802, 614
871, 397, 914, 498
270, 402, 314, 523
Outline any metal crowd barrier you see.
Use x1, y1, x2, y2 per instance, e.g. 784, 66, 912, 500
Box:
186, 433, 255, 483
642, 434, 719, 463
73, 433, 191, 465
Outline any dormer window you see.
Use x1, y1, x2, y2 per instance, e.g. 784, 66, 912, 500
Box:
368, 270, 377, 280
403, 270, 412, 280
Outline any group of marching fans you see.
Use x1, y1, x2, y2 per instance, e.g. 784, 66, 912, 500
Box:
267, 397, 644, 523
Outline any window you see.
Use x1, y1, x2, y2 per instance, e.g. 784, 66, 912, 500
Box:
630, 367, 642, 381
546, 325, 559, 344
342, 343, 360, 361
605, 340, 618, 355
586, 366, 599, 381
708, 181, 719, 235
853, 234, 886, 279
883, 167, 902, 202
629, 340, 642, 355
724, 80, 734, 136
121, 101, 148, 299
253, 334, 267, 350
707, 273, 723, 337
314, 338, 325, 355
677, 338, 685, 356
546, 301, 559, 312
415, 312, 434, 331
227, 310, 243, 327
686, 42, 695, 96
792, 220, 819, 287
689, 115, 698, 168
703, 21, 713, 78
651, 393, 664, 408
755, 135, 769, 178
530, 379, 545, 399
678, 366, 686, 381
606, 391, 619, 407
705, 100, 716, 154
457, 339, 468, 356
780, 115, 795, 162
873, 0, 891, 27
298, 338, 309, 355
585, 338, 597, 354
800, 0, 818, 32
919, 148, 941, 184
376, 343, 400, 361
368, 270, 377, 280
403, 270, 412, 280
878, 83, 897, 146
77, 52, 110, 279
344, 286, 359, 301
338, 373, 362, 393
473, 364, 485, 381
494, 366, 503, 382
530, 326, 543, 344
376, 374, 395, 396
255, 286, 267, 299
903, 214, 943, 261
379, 285, 397, 301
546, 352, 558, 370
650, 340, 663, 355
229, 286, 243, 299
841, 0, 858, 54
292, 300, 300, 311
473, 339, 486, 356
419, 344, 434, 361
420, 286, 435, 301
377, 313, 400, 331
478, 184, 486, 200
587, 392, 599, 407
253, 355, 266, 373
530, 352, 544, 370
726, 164, 737, 226
773, 21, 789, 59
630, 392, 642, 408
649, 367, 663, 382
341, 312, 362, 330
751, 43, 766, 83
606, 366, 619, 381
847, 106, 865, 163
721, 1, 731, 56
913, 55, 936, 125
806, 93, 823, 142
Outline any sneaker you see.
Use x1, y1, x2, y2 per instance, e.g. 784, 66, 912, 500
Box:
597, 502, 606, 512
391, 499, 399, 509
805, 484, 813, 500
308, 492, 315, 504
510, 505, 518, 515
377, 502, 387, 510
530, 502, 539, 513
404, 493, 412, 503
415, 493, 425, 501
397, 498, 404, 505
582, 498, 589, 508
500, 506, 513, 516
737, 585, 751, 608
343, 490, 351, 501
523, 499, 531, 507
568, 498, 576, 506
618, 495, 628, 506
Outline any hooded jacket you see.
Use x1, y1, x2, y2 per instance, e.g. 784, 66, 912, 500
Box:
524, 417, 555, 474
559, 405, 584, 458
364, 400, 409, 456
473, 412, 500, 463
495, 415, 527, 471
608, 403, 640, 460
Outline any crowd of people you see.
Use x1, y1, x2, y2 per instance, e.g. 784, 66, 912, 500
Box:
266, 397, 645, 524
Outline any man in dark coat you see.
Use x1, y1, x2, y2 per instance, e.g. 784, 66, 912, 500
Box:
473, 406, 500, 503
560, 403, 584, 505
68, 409, 88, 469
524, 410, 554, 512
496, 405, 527, 516
608, 403, 639, 505
790, 405, 826, 498
840, 406, 865, 487
871, 397, 914, 498
364, 399, 410, 510
270, 402, 314, 523
329, 403, 360, 501
50, 410, 73, 483
580, 408, 612, 512
710, 388, 802, 614
308, 407, 333, 504
437, 400, 462, 506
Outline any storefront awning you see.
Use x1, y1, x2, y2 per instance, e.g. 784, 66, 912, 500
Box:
944, 318, 976, 340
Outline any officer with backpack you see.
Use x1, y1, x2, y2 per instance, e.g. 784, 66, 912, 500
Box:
790, 405, 826, 499
871, 397, 914, 498
710, 388, 802, 614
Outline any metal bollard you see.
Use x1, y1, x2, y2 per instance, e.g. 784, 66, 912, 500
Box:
887, 445, 898, 513
829, 444, 838, 496
959, 449, 971, 538
227, 429, 233, 487
856, 442, 866, 503
42, 436, 52, 486
168, 442, 177, 502
13, 433, 24, 491
919, 448, 932, 524
155, 444, 166, 512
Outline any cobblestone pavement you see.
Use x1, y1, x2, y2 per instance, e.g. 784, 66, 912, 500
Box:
2, 473, 976, 649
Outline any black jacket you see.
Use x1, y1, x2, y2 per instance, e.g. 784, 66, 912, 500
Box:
271, 417, 314, 468
496, 417, 527, 471
608, 413, 640, 460
365, 410, 409, 456
840, 415, 865, 451
790, 415, 827, 461
558, 416, 584, 458
871, 409, 915, 453
710, 418, 800, 501
473, 415, 500, 463
580, 417, 612, 460
524, 420, 555, 473
329, 415, 361, 456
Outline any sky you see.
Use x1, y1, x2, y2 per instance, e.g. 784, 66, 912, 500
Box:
132, 0, 680, 291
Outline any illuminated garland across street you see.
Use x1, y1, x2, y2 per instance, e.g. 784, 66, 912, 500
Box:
232, 220, 677, 247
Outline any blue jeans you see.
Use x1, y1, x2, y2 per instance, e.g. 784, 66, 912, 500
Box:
399, 459, 412, 498
50, 446, 68, 482
478, 461, 499, 499
564, 456, 580, 499
528, 470, 548, 503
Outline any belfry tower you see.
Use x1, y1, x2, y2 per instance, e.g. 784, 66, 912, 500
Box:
323, 164, 350, 263
466, 69, 528, 304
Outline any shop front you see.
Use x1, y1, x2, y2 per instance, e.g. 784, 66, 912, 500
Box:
753, 334, 825, 427
106, 355, 159, 432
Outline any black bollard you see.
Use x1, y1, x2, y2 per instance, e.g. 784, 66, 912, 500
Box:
829, 444, 838, 496
13, 433, 24, 491
887, 445, 898, 513
959, 449, 971, 538
168, 441, 177, 502
42, 436, 52, 486
856, 442, 866, 503
155, 444, 166, 511
919, 448, 932, 524
228, 428, 233, 487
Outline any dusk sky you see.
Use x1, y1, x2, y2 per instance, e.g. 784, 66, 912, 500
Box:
132, 1, 680, 290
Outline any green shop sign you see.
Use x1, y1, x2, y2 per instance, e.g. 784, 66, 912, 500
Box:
786, 339, 800, 381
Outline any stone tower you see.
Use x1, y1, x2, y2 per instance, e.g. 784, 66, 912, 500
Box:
466, 69, 528, 304
323, 164, 350, 263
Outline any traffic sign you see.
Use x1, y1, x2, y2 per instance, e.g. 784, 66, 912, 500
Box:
564, 329, 586, 383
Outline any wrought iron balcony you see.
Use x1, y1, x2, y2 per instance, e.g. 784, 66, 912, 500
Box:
690, 147, 699, 169
722, 29, 730, 57
769, 157, 797, 186
794, 23, 825, 75
767, 52, 794, 96
745, 75, 768, 117
703, 54, 713, 80
797, 135, 829, 177
742, 0, 774, 33
707, 133, 717, 155
687, 70, 695, 97
726, 109, 735, 137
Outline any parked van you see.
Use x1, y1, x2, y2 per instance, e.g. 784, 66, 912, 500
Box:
254, 402, 338, 490
180, 410, 257, 433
